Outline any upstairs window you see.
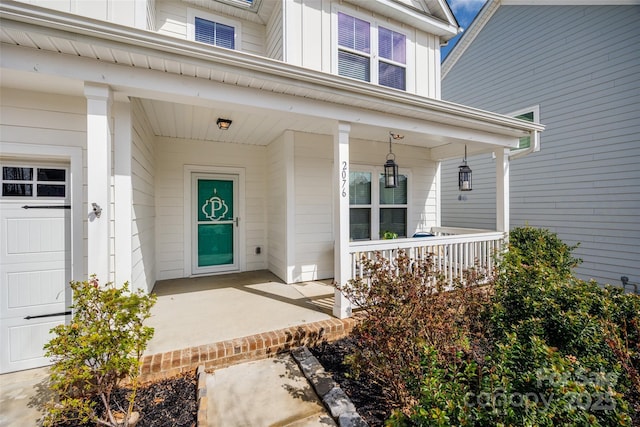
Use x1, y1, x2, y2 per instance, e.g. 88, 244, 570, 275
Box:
509, 106, 540, 150
337, 12, 407, 91
188, 9, 240, 50
195, 17, 235, 49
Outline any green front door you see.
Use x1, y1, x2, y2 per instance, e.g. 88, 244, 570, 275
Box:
192, 174, 239, 274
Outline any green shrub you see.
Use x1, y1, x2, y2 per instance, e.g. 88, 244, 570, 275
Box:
385, 226, 639, 426
43, 277, 156, 427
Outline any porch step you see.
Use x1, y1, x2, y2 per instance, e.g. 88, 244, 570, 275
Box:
139, 315, 361, 383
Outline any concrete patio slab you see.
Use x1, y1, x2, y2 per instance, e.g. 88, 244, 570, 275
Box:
0, 367, 50, 427
206, 354, 336, 427
145, 271, 335, 356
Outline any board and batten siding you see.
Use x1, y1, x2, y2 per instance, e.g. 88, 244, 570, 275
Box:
279, 0, 441, 98
441, 5, 640, 285
154, 137, 268, 280
0, 88, 89, 279
131, 99, 156, 292
155, 0, 266, 56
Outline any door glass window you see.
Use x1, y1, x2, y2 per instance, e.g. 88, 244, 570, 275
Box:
196, 178, 235, 269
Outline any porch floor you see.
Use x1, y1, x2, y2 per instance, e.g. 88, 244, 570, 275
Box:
144, 270, 336, 356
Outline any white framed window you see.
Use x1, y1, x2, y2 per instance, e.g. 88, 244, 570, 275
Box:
508, 105, 540, 150
349, 167, 410, 240
335, 8, 413, 91
187, 8, 241, 50
1, 164, 68, 199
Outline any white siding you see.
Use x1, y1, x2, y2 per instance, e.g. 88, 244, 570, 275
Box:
266, 133, 288, 281
293, 133, 334, 282
154, 137, 267, 280
131, 99, 156, 292
14, 0, 152, 29
442, 5, 640, 285
0, 88, 88, 278
266, 1, 284, 61
155, 0, 266, 55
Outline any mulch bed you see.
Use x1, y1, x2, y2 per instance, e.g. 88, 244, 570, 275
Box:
53, 371, 197, 427
310, 337, 394, 427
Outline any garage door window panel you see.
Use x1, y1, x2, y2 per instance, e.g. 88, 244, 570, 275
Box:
1, 166, 67, 198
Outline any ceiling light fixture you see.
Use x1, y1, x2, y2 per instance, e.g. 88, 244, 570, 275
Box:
216, 118, 232, 130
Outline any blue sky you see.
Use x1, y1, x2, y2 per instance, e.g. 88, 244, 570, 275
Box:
442, 0, 488, 60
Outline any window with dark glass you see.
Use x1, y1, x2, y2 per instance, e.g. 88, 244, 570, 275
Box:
1, 166, 67, 198
349, 170, 408, 240
379, 173, 407, 237
349, 171, 372, 240
514, 111, 534, 149
195, 17, 235, 49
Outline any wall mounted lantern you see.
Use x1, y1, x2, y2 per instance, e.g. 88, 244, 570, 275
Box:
458, 145, 472, 191
216, 118, 232, 130
384, 132, 403, 188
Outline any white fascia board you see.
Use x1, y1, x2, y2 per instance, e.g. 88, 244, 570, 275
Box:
347, 0, 459, 38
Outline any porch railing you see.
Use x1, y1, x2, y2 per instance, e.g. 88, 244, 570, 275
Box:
348, 227, 506, 284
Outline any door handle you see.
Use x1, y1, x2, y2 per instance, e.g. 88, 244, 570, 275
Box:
25, 311, 71, 320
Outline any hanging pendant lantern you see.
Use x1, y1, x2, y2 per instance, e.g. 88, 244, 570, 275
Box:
458, 145, 472, 191
384, 133, 403, 188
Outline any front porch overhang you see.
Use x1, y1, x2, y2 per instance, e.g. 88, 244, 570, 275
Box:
0, 1, 545, 320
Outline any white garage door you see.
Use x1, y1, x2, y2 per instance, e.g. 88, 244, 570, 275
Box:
0, 164, 71, 373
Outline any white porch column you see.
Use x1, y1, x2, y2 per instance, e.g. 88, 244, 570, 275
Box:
495, 147, 510, 232
333, 122, 352, 319
114, 98, 132, 288
85, 83, 113, 282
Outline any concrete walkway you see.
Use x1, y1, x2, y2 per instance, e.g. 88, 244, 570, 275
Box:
0, 355, 339, 427
0, 367, 51, 427
207, 354, 336, 426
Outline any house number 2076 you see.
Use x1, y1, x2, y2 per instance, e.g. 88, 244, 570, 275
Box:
341, 162, 347, 197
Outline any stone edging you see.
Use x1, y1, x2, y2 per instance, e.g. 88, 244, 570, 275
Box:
196, 365, 207, 427
292, 346, 368, 427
